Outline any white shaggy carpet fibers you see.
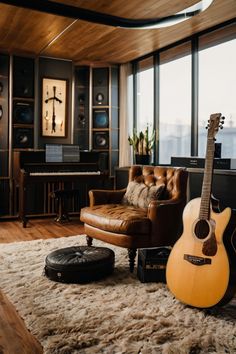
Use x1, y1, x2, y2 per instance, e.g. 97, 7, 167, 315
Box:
1, 235, 236, 354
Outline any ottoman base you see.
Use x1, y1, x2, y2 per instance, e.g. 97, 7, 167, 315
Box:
44, 246, 115, 283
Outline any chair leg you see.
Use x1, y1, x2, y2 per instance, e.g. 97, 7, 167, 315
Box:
86, 236, 93, 247
128, 248, 137, 273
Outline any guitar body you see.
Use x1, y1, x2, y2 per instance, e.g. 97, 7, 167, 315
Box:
166, 197, 232, 308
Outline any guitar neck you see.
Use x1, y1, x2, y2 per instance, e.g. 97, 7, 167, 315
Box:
199, 137, 215, 220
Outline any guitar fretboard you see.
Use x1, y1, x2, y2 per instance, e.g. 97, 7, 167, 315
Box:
199, 113, 222, 220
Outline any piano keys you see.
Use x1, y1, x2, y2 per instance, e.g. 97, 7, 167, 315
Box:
13, 150, 107, 227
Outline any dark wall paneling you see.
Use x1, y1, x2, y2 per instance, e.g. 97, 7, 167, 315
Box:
111, 66, 119, 107
111, 130, 119, 149
111, 107, 119, 129
0, 178, 10, 216
13, 56, 34, 98
111, 150, 119, 177
38, 57, 73, 148
0, 54, 9, 177
0, 151, 8, 178
0, 53, 10, 216
188, 171, 236, 210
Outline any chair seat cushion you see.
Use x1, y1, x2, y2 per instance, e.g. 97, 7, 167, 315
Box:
80, 204, 150, 235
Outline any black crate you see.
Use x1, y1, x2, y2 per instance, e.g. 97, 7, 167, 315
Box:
137, 247, 171, 283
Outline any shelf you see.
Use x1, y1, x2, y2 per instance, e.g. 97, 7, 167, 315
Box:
13, 123, 34, 128
75, 85, 87, 89
92, 105, 109, 109
13, 97, 34, 102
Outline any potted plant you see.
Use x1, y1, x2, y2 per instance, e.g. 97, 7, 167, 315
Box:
128, 126, 155, 165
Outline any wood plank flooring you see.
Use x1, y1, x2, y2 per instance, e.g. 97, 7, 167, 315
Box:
0, 217, 85, 354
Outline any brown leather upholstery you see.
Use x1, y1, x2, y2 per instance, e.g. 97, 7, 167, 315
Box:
80, 165, 188, 272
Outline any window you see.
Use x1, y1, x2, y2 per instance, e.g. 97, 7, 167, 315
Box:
198, 25, 236, 157
136, 57, 154, 132
159, 43, 191, 164
131, 23, 236, 165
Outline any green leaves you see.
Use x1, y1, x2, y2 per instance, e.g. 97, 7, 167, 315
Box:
128, 126, 155, 155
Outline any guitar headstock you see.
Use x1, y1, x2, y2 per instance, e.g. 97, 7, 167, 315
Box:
206, 113, 225, 139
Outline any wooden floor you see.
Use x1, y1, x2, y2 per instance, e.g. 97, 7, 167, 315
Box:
0, 216, 85, 354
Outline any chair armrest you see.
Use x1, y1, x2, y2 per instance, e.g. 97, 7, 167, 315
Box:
89, 189, 126, 206
147, 197, 186, 246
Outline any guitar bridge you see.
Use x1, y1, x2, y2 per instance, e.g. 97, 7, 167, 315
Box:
184, 254, 211, 266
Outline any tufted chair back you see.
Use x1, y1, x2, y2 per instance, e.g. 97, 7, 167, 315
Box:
129, 165, 186, 201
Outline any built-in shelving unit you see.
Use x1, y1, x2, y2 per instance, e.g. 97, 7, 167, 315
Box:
74, 66, 90, 150
74, 65, 119, 177
12, 56, 35, 150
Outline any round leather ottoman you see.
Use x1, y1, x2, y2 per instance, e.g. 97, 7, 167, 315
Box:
44, 246, 115, 283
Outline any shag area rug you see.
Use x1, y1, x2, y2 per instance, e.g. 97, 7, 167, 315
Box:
1, 235, 236, 354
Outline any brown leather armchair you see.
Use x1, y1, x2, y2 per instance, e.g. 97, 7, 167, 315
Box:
80, 165, 188, 272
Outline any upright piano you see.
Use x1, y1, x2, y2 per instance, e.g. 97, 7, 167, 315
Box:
13, 150, 106, 227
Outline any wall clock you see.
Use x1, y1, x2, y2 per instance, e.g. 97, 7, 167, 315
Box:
42, 78, 67, 137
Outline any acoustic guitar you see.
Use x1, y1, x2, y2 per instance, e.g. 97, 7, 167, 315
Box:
166, 113, 235, 308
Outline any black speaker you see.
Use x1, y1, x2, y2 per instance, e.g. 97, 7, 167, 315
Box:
13, 101, 34, 124
98, 152, 109, 171
93, 68, 109, 87
93, 132, 109, 149
93, 109, 109, 128
93, 68, 109, 106
214, 143, 222, 158
93, 87, 108, 106
13, 56, 34, 98
13, 128, 34, 149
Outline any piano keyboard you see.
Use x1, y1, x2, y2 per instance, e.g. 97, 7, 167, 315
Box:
29, 171, 101, 176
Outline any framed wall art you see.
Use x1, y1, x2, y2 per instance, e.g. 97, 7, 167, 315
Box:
42, 78, 67, 137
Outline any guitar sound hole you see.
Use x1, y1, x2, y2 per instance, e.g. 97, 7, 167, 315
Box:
194, 220, 210, 239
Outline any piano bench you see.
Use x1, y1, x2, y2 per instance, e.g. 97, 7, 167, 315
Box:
50, 189, 80, 223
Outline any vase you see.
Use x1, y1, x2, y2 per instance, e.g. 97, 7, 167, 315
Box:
135, 154, 151, 165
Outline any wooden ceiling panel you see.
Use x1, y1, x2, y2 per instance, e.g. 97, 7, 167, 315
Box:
41, 21, 116, 62
0, 0, 235, 63
52, 0, 199, 19
0, 3, 73, 56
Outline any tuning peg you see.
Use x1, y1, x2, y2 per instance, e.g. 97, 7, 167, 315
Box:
221, 116, 225, 120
